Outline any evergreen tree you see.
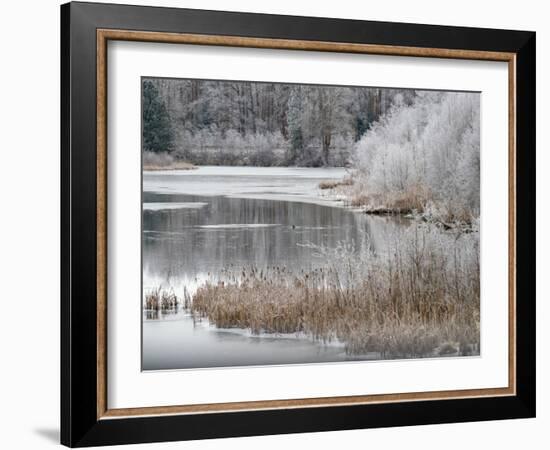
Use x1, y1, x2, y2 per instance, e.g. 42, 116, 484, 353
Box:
142, 80, 174, 153
354, 116, 368, 141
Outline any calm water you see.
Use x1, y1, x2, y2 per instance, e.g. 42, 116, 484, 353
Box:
142, 166, 406, 370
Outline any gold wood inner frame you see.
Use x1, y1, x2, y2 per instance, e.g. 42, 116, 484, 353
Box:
96, 29, 517, 420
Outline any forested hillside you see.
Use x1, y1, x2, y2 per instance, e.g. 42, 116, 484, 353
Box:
142, 78, 414, 167
142, 78, 480, 222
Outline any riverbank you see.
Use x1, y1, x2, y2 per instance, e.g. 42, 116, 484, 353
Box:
143, 160, 197, 171
143, 151, 197, 171
318, 174, 478, 231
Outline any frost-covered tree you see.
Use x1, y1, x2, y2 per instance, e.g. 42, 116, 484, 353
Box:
354, 91, 480, 221
287, 87, 304, 164
144, 77, 407, 167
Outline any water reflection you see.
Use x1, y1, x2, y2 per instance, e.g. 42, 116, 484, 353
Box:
142, 192, 407, 297
144, 308, 182, 321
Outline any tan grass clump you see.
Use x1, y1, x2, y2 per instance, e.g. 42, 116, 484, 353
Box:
319, 176, 354, 190
190, 227, 480, 359
144, 288, 178, 311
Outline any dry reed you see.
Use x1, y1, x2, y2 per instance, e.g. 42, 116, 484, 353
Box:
144, 287, 179, 311
323, 174, 476, 228
189, 226, 480, 358
318, 176, 354, 190
143, 161, 197, 171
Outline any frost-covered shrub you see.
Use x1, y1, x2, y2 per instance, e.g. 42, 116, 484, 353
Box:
353, 92, 480, 221
143, 151, 174, 167
173, 127, 288, 166
330, 134, 354, 167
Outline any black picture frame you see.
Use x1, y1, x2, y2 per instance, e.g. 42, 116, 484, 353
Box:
61, 1, 536, 447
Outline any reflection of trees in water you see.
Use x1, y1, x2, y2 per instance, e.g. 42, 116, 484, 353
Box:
142, 193, 381, 285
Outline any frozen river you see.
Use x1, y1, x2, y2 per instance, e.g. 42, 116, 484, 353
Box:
142, 166, 405, 370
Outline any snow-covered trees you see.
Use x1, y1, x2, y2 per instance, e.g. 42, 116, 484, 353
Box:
142, 79, 481, 218
143, 78, 406, 166
287, 86, 304, 164
353, 92, 480, 221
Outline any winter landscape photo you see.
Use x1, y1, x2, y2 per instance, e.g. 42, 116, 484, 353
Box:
141, 77, 481, 370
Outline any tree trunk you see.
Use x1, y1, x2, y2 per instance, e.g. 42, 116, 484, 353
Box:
322, 131, 331, 165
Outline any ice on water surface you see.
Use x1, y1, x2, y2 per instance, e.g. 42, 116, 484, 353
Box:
143, 166, 349, 207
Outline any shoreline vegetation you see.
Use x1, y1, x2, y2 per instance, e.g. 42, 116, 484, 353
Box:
143, 161, 196, 171
143, 151, 196, 171
319, 92, 480, 231
144, 228, 480, 359
318, 174, 478, 231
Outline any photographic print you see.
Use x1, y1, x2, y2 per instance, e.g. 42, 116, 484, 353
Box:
62, 6, 535, 444
141, 77, 481, 370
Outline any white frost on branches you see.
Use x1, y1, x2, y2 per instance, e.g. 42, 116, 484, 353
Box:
353, 92, 480, 220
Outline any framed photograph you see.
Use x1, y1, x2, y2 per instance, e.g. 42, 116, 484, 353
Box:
61, 1, 535, 447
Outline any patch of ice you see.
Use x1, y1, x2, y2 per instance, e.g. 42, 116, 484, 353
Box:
195, 319, 347, 347
143, 202, 208, 211
199, 224, 280, 229
143, 166, 350, 208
